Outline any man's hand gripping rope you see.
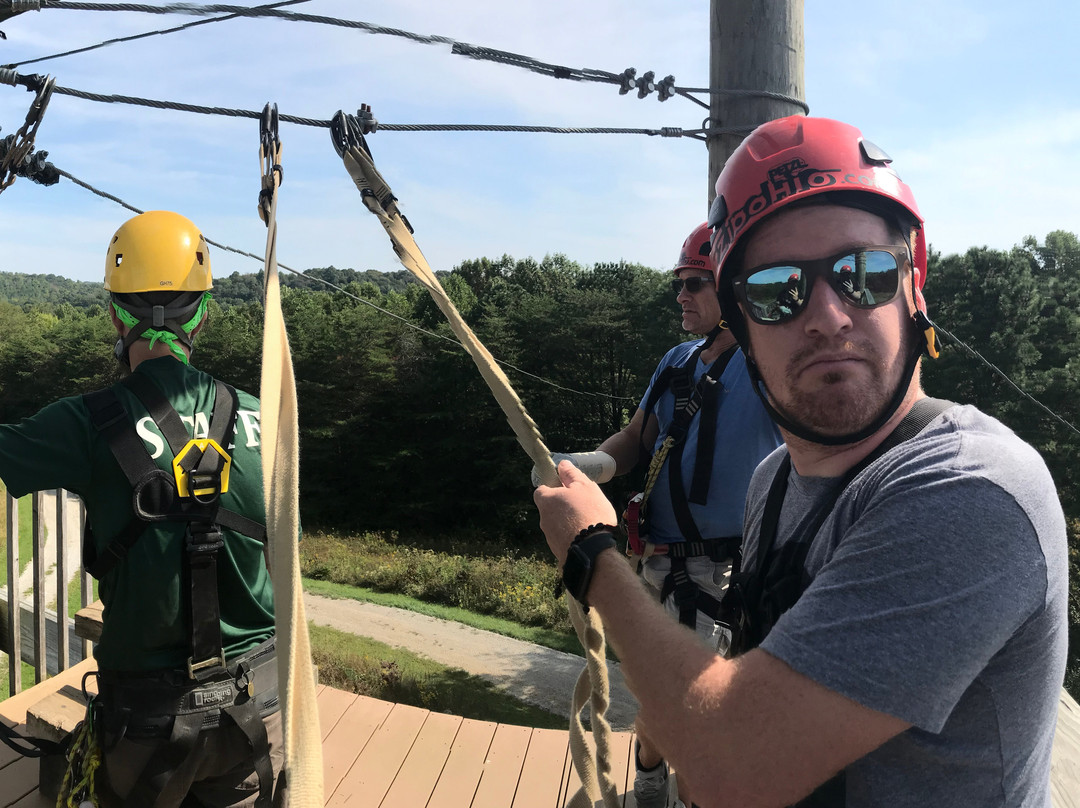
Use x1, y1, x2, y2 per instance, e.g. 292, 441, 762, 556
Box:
330, 107, 620, 808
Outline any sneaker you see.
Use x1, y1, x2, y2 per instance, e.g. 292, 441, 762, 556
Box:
634, 745, 670, 808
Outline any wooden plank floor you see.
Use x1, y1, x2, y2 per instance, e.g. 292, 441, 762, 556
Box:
0, 668, 638, 808
3, 664, 1077, 807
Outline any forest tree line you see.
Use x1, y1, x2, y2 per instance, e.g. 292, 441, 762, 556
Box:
1, 233, 1078, 691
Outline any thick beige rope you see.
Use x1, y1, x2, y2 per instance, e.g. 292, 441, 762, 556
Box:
258, 114, 324, 806
332, 114, 620, 808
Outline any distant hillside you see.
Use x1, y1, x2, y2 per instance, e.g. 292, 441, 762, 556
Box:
0, 267, 418, 308
0, 271, 109, 309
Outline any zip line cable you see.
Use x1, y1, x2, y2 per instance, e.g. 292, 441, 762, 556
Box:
53, 164, 637, 403
933, 323, 1080, 439
1, 0, 311, 69
0, 72, 719, 137
0, 1, 807, 113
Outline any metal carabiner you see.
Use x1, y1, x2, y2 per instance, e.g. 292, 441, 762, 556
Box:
0, 71, 53, 191
257, 102, 282, 223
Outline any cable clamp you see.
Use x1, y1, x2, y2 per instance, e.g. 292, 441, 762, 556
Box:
636, 70, 656, 99
617, 67, 637, 95
657, 74, 676, 102
356, 103, 378, 134
0, 0, 41, 25
659, 127, 682, 138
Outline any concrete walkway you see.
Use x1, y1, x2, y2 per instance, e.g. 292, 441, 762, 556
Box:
303, 591, 640, 730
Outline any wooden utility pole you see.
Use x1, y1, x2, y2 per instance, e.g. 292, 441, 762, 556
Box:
708, 0, 805, 203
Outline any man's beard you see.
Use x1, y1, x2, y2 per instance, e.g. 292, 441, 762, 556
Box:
769, 330, 910, 438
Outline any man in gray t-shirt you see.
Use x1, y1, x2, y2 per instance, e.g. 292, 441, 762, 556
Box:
533, 115, 1067, 807
747, 404, 1066, 805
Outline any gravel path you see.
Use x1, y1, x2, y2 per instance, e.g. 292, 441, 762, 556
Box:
303, 591, 640, 730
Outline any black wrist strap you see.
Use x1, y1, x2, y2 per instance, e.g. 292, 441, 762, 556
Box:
561, 530, 618, 610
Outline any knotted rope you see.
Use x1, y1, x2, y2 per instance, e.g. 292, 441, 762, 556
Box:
330, 107, 620, 808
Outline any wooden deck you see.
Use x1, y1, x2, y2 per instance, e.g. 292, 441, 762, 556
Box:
0, 658, 640, 808
3, 657, 1080, 807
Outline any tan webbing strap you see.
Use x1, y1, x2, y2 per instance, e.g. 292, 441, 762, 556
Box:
257, 103, 323, 806
330, 110, 620, 808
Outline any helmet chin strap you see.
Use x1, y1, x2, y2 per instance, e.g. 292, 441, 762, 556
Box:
744, 316, 926, 447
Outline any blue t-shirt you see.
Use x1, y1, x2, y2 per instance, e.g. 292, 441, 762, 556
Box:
639, 340, 781, 544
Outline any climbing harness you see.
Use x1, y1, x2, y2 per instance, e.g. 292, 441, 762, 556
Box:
330, 106, 620, 808
77, 371, 278, 807
256, 101, 323, 807
627, 332, 743, 629
719, 397, 954, 807
0, 70, 53, 192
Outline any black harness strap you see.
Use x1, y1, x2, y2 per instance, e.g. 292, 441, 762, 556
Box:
223, 700, 274, 807
83, 378, 264, 580
118, 374, 240, 679
0, 721, 70, 758
666, 343, 737, 542
637, 336, 742, 629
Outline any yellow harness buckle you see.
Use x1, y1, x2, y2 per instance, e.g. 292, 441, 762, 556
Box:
172, 438, 232, 499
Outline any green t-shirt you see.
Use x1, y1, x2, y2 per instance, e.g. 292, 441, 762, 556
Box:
0, 357, 275, 672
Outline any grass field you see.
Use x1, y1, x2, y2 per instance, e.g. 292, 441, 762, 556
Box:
310, 622, 566, 729
300, 530, 571, 632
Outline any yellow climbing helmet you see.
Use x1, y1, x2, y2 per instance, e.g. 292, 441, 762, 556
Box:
104, 210, 212, 293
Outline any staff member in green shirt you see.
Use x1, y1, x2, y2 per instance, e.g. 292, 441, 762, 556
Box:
0, 211, 283, 808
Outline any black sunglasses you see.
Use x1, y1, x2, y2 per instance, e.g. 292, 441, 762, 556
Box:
731, 245, 909, 325
671, 276, 713, 295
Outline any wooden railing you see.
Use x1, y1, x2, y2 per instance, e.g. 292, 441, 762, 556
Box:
2, 490, 93, 697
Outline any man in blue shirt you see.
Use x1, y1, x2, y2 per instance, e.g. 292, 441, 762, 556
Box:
535, 223, 781, 808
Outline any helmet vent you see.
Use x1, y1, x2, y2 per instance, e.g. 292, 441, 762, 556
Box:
708, 194, 727, 229
860, 139, 893, 166
114, 254, 123, 267
196, 251, 204, 265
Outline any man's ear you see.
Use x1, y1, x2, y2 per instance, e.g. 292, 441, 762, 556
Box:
108, 307, 126, 334
188, 313, 208, 339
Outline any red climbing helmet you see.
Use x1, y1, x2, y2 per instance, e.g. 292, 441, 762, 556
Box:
709, 115, 926, 290
674, 222, 716, 275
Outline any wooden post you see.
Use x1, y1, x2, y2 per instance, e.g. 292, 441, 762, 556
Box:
708, 0, 806, 202
56, 490, 70, 672
32, 491, 46, 683
6, 492, 20, 696
80, 499, 93, 660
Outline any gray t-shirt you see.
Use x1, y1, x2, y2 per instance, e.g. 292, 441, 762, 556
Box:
742, 404, 1068, 806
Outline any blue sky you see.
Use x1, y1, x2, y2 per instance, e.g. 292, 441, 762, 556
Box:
0, 0, 1077, 285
